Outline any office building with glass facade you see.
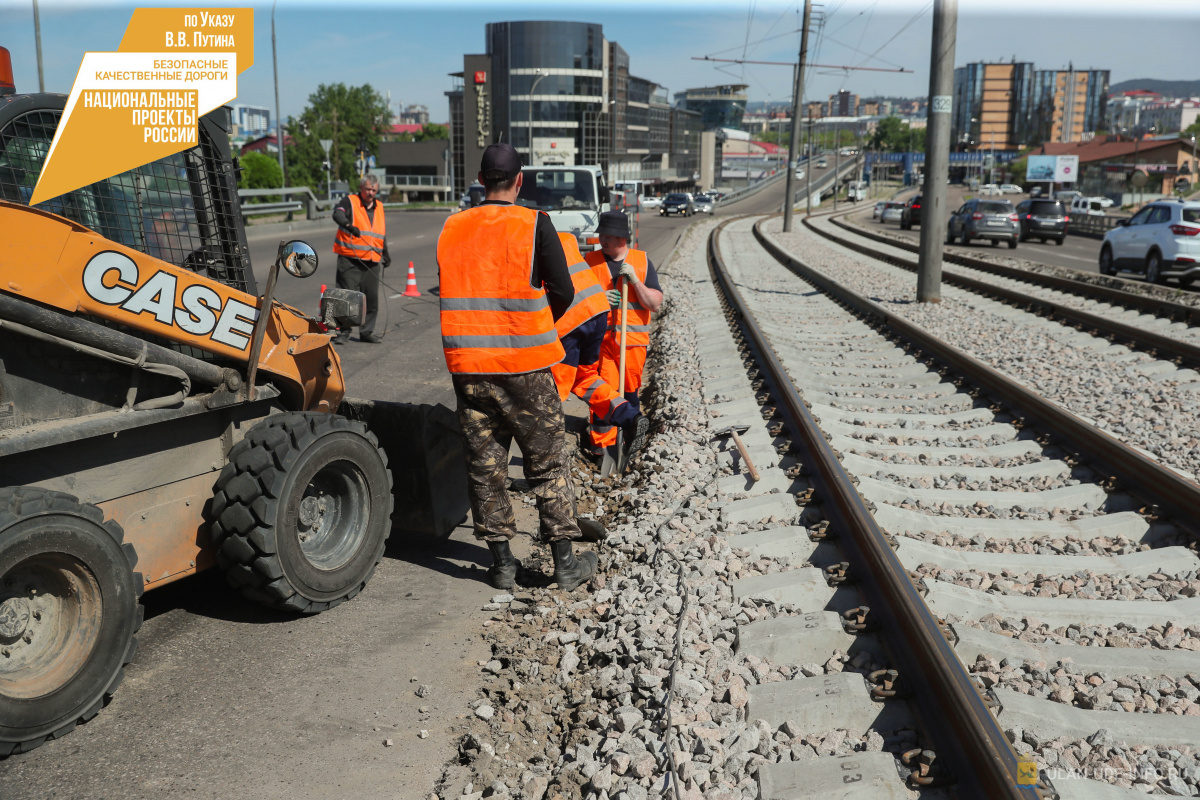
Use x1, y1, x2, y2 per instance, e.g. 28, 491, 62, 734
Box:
951, 62, 1036, 152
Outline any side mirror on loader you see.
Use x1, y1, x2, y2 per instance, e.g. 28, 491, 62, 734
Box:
280, 240, 319, 278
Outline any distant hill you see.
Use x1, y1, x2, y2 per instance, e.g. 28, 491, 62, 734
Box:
1108, 78, 1200, 98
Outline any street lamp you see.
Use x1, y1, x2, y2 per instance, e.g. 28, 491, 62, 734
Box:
271, 1, 286, 185
527, 69, 547, 164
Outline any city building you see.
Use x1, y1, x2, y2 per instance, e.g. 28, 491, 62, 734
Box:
239, 133, 291, 156
1139, 98, 1200, 135
398, 104, 430, 126
376, 138, 454, 202
1029, 136, 1196, 202
806, 101, 824, 121
446, 20, 701, 195
827, 90, 858, 118
232, 104, 270, 138
860, 101, 880, 117
1105, 90, 1161, 134
1031, 67, 1110, 143
951, 61, 1036, 151
674, 85, 748, 131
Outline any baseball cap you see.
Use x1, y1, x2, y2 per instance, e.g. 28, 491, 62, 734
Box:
480, 143, 523, 182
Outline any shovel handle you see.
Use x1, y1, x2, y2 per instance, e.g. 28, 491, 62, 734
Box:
730, 430, 760, 482
618, 280, 629, 391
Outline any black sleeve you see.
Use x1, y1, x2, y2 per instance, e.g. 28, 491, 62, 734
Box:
332, 196, 353, 228
643, 257, 661, 292
531, 212, 574, 320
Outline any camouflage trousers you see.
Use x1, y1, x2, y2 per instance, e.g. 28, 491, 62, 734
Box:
452, 369, 581, 543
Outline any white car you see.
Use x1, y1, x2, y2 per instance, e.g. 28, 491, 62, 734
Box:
999, 183, 1023, 194
1070, 196, 1109, 217
642, 196, 663, 209
1056, 190, 1083, 202
795, 169, 805, 180
872, 200, 887, 219
980, 184, 1002, 196
1099, 200, 1200, 285
880, 201, 904, 224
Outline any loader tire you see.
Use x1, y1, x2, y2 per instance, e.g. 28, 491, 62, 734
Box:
0, 488, 142, 757
210, 412, 393, 614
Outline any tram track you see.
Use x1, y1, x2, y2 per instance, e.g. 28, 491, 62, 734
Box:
701, 213, 1200, 798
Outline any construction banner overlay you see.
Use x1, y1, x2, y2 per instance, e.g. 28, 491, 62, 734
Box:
29, 8, 253, 205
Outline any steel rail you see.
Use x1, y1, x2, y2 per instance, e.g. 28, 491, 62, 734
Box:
754, 216, 1200, 532
805, 215, 1200, 368
707, 217, 1040, 800
823, 213, 1200, 326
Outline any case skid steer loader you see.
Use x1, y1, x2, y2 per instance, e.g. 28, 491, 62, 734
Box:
0, 52, 466, 755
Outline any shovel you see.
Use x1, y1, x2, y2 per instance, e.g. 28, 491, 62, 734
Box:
600, 279, 630, 478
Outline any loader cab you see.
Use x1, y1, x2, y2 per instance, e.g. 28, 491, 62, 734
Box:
0, 91, 257, 295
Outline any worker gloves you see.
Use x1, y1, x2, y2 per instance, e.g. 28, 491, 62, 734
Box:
606, 289, 621, 308
382, 255, 391, 269
618, 262, 639, 283
343, 224, 361, 237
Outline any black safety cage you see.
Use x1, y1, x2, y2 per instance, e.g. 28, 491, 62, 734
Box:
0, 94, 257, 296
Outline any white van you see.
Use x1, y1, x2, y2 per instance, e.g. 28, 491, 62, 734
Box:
517, 165, 611, 247
1070, 196, 1110, 217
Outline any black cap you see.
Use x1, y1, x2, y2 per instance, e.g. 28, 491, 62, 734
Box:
480, 143, 523, 182
596, 210, 630, 238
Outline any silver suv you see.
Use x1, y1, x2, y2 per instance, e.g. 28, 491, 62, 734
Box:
1099, 200, 1200, 285
947, 199, 1019, 249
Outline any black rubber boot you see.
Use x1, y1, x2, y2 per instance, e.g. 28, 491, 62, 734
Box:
550, 539, 597, 591
486, 540, 519, 590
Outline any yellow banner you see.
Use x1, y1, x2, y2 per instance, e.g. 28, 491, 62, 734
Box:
29, 8, 252, 206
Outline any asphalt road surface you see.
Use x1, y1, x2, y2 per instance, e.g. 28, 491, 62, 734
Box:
0, 203, 713, 800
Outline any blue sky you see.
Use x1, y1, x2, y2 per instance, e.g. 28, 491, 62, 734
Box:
3, 0, 1198, 125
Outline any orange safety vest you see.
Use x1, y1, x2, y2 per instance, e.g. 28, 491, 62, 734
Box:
554, 232, 610, 338
437, 205, 565, 375
333, 194, 386, 262
585, 248, 652, 347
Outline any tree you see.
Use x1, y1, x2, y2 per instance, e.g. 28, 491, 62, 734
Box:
1185, 120, 1200, 140
869, 116, 925, 152
415, 123, 448, 142
237, 151, 283, 192
286, 83, 392, 192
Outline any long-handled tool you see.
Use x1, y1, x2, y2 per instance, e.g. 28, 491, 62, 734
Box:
600, 278, 630, 478
714, 424, 760, 482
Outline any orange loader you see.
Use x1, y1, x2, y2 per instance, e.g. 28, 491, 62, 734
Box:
0, 51, 466, 755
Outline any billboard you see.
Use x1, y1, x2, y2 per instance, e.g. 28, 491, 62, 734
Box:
1027, 154, 1079, 183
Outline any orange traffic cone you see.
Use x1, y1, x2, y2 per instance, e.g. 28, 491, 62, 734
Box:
402, 261, 421, 297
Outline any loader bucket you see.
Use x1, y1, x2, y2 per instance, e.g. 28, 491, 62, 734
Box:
338, 399, 469, 542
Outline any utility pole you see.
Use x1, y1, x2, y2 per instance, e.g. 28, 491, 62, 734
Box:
271, 1, 286, 185
32, 0, 44, 92
805, 118, 812, 215
917, 0, 957, 304
782, 0, 812, 232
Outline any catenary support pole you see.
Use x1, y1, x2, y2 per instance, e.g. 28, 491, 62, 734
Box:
272, 1, 286, 185
917, 0, 957, 303
32, 0, 44, 92
782, 0, 812, 232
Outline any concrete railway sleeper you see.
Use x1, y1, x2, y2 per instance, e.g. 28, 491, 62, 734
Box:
702, 213, 1200, 798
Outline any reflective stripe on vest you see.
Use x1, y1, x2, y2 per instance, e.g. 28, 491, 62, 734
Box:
585, 248, 652, 347
437, 205, 565, 374
333, 194, 387, 262
554, 232, 611, 338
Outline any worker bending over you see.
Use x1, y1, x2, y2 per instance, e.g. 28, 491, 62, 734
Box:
551, 232, 647, 463
437, 143, 596, 592
585, 210, 660, 457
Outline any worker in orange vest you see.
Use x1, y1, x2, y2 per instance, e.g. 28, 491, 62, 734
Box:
437, 143, 596, 592
551, 232, 646, 453
585, 210, 659, 458
332, 175, 390, 344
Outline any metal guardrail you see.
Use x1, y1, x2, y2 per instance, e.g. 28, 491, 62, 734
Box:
380, 174, 451, 188
714, 169, 787, 206
1065, 214, 1123, 239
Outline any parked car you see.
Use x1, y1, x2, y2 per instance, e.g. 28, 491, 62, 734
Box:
872, 200, 887, 220
980, 183, 1002, 196
1069, 196, 1109, 217
1015, 198, 1069, 245
999, 183, 1023, 194
642, 195, 663, 209
880, 201, 905, 224
458, 182, 485, 211
947, 198, 1019, 248
660, 192, 694, 217
693, 193, 715, 214
1099, 200, 1200, 285
900, 195, 923, 229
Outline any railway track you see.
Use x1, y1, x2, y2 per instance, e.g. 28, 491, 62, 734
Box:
803, 213, 1200, 370
698, 214, 1200, 799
